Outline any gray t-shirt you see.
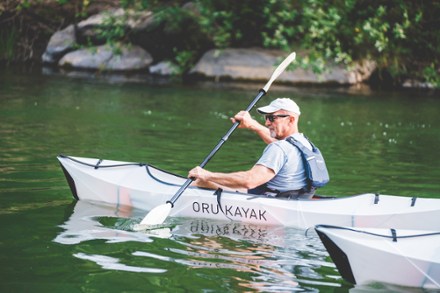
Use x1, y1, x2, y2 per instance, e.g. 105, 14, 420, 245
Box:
255, 133, 312, 192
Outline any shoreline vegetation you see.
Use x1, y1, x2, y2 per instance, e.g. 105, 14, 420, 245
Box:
1, 0, 439, 89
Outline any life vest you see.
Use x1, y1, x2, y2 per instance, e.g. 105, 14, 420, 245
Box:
285, 136, 330, 190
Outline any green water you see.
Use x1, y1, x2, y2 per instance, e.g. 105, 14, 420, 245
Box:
1, 67, 439, 292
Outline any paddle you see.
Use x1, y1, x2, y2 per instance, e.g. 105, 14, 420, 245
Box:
134, 52, 296, 230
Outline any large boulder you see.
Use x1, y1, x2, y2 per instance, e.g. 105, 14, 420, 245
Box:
190, 48, 376, 85
76, 8, 153, 44
42, 8, 154, 64
42, 24, 76, 64
58, 44, 153, 71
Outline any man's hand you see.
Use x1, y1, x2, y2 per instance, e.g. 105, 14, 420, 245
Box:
188, 166, 210, 181
231, 111, 258, 129
231, 110, 274, 144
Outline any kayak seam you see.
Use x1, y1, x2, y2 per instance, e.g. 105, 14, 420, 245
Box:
145, 165, 186, 187
59, 155, 147, 168
315, 224, 440, 240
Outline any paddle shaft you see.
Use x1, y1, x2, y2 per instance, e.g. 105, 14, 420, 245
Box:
167, 89, 267, 206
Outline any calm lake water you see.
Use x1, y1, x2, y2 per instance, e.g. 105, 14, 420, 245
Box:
1, 67, 439, 292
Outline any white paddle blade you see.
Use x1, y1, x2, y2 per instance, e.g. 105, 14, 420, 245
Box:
139, 202, 172, 226
262, 52, 296, 93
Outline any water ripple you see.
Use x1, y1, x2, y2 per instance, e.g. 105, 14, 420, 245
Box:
74, 252, 166, 273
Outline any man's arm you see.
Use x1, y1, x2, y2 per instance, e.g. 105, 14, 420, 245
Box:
188, 164, 275, 191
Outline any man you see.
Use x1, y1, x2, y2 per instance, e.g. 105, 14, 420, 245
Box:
188, 98, 316, 198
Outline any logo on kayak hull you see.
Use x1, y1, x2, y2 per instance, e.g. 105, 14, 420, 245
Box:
192, 202, 267, 221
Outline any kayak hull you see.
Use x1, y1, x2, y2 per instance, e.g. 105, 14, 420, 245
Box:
315, 225, 440, 288
58, 155, 440, 230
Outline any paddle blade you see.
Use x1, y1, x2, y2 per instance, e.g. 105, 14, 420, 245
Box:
139, 202, 172, 226
262, 52, 296, 93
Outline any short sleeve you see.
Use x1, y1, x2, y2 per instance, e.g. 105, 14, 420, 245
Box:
255, 143, 287, 174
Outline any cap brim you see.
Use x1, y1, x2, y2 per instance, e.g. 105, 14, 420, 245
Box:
257, 105, 279, 114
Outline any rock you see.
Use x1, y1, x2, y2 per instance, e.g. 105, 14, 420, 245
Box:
190, 48, 376, 85
58, 44, 153, 71
76, 8, 153, 44
402, 79, 435, 89
149, 61, 177, 75
42, 8, 154, 64
41, 24, 76, 64
78, 8, 153, 31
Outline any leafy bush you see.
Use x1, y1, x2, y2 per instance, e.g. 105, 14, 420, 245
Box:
0, 28, 17, 62
190, 0, 439, 85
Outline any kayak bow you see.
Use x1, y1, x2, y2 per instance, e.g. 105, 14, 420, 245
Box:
315, 225, 440, 288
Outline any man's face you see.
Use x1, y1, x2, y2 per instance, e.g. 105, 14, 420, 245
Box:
264, 110, 292, 139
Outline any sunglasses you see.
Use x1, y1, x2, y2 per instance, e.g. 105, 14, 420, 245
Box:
264, 114, 290, 122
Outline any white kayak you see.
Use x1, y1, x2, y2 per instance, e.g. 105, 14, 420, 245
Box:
57, 155, 440, 230
315, 225, 440, 289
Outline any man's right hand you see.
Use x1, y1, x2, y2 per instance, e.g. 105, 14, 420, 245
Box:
231, 110, 275, 144
231, 111, 258, 129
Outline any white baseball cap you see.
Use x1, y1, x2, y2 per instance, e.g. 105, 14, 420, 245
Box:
257, 98, 301, 115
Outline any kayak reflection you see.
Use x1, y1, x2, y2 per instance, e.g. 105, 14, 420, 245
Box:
54, 200, 323, 247
54, 200, 338, 291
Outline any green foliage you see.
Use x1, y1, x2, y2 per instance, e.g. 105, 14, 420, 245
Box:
173, 48, 196, 75
422, 63, 440, 88
120, 0, 150, 10
0, 28, 17, 62
97, 13, 131, 55
16, 0, 31, 10
262, 1, 298, 50
153, 5, 191, 34
188, 0, 439, 85
195, 0, 273, 48
2, 0, 438, 85
56, 0, 70, 4
96, 12, 129, 48
120, 1, 212, 74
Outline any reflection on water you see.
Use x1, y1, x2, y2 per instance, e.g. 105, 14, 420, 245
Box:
55, 200, 341, 291
55, 200, 434, 292
73, 252, 167, 273
54, 201, 151, 245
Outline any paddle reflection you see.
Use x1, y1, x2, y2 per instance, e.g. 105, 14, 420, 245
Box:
54, 200, 152, 245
